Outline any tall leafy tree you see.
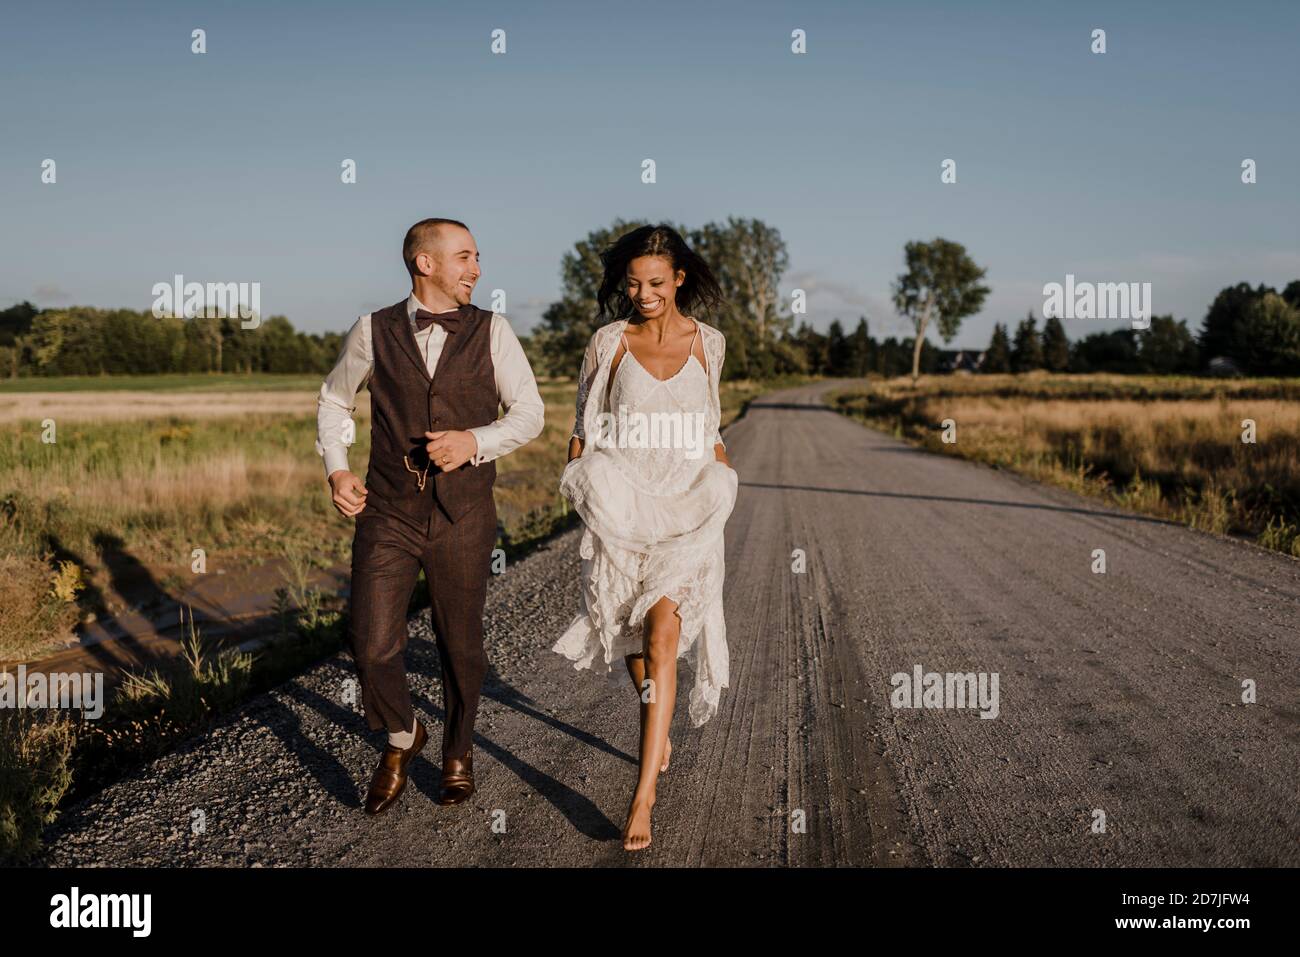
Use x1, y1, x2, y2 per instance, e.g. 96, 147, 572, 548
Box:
537, 217, 793, 380
891, 238, 990, 382
534, 218, 659, 377
1230, 293, 1300, 376
690, 217, 793, 378
1198, 282, 1272, 365
1137, 315, 1199, 374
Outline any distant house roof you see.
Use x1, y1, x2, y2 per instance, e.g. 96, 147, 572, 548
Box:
938, 349, 986, 373
1207, 356, 1243, 377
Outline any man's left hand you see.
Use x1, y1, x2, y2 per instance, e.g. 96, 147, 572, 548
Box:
425, 430, 478, 471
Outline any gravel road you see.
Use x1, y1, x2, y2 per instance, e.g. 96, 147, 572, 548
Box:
38, 379, 1300, 866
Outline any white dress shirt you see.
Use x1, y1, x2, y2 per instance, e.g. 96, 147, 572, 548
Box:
315, 293, 545, 479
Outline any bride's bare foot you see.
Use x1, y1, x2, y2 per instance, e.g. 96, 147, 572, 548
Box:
661, 737, 672, 773
622, 794, 655, 851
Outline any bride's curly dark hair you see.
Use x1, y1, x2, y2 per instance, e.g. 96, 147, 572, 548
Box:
596, 224, 726, 321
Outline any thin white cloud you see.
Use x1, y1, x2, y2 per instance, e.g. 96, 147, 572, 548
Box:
34, 283, 71, 303
784, 270, 901, 334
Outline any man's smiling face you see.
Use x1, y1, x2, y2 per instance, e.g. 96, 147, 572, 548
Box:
414, 224, 480, 306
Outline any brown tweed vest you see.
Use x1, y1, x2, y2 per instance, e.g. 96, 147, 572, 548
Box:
364, 299, 498, 526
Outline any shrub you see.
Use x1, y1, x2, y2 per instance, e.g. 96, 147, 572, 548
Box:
0, 710, 74, 864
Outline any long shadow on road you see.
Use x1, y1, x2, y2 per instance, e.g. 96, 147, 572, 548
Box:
738, 480, 1181, 526
273, 642, 626, 840
409, 686, 620, 841
254, 654, 622, 840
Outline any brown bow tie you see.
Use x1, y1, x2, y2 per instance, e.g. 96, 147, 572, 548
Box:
413, 308, 464, 333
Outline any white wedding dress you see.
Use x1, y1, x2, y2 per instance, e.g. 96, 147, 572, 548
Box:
553, 317, 738, 726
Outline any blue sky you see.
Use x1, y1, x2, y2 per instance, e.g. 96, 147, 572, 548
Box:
2, 0, 1297, 348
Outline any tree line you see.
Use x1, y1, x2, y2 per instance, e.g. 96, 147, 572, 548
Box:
0, 304, 343, 377
3, 222, 1297, 380
525, 223, 1300, 380
779, 287, 1299, 380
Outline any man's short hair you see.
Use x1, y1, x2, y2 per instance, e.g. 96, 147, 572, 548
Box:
403, 218, 469, 275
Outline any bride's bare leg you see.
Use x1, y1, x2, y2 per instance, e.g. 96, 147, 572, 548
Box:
624, 653, 670, 772
623, 596, 680, 851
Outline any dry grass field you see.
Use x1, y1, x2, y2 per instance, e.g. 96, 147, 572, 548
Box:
829, 372, 1300, 557
0, 373, 796, 661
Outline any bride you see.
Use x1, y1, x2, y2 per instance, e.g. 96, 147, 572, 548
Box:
553, 224, 738, 851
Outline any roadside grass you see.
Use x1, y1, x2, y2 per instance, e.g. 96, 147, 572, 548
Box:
3, 577, 345, 864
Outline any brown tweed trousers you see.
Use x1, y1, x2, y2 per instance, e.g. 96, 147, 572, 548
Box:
347, 299, 500, 762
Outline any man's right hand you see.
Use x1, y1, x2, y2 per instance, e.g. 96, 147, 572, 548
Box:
328, 469, 368, 517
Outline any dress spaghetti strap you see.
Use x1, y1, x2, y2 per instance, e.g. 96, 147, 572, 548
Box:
618, 320, 703, 377
690, 319, 706, 375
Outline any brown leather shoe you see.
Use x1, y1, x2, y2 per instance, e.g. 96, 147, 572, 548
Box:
438, 750, 475, 805
364, 720, 428, 816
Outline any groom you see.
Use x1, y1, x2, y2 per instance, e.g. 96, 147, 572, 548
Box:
316, 218, 545, 814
